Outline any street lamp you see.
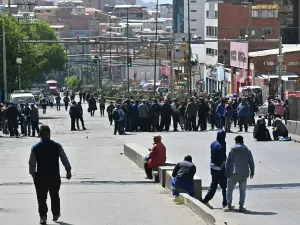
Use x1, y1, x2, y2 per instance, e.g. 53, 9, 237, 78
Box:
16, 57, 22, 90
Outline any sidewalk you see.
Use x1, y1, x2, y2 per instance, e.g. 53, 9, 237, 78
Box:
0, 105, 206, 225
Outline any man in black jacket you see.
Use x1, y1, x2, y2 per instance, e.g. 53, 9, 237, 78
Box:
202, 130, 227, 208
23, 103, 31, 136
160, 100, 172, 131
150, 99, 161, 131
267, 100, 275, 126
3, 103, 20, 137
29, 125, 72, 224
76, 102, 86, 130
197, 98, 209, 131
69, 101, 79, 131
171, 155, 196, 199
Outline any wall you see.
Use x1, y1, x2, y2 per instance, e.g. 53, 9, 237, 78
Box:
184, 0, 205, 39
218, 3, 279, 66
250, 51, 300, 75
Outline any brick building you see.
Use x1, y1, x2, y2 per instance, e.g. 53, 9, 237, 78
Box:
218, 3, 280, 66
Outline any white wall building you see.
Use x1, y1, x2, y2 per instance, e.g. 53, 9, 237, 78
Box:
204, 1, 220, 94
183, 0, 205, 39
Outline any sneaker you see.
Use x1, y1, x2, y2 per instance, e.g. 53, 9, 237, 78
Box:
53, 212, 61, 221
239, 207, 247, 213
224, 205, 234, 212
40, 216, 47, 224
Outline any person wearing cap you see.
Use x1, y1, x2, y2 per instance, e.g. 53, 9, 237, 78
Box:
144, 135, 166, 179
171, 155, 196, 199
225, 135, 255, 213
29, 125, 72, 224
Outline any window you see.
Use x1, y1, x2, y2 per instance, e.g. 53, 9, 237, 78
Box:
206, 10, 209, 18
215, 11, 218, 18
215, 27, 218, 37
206, 48, 218, 56
252, 9, 258, 18
191, 0, 196, 2
206, 26, 217, 37
191, 28, 197, 31
240, 29, 247, 36
253, 9, 278, 18
191, 19, 197, 22
191, 10, 197, 12
264, 28, 274, 35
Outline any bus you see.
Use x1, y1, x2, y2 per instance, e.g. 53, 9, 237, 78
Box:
46, 80, 59, 96
30, 83, 50, 97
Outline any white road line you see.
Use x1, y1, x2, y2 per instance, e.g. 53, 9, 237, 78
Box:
268, 165, 282, 172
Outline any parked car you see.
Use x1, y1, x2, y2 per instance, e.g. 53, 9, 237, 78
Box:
258, 101, 268, 118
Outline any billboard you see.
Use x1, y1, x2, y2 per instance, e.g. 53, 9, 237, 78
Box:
230, 42, 248, 69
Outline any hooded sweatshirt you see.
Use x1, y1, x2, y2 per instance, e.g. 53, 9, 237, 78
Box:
210, 130, 227, 171
225, 143, 255, 178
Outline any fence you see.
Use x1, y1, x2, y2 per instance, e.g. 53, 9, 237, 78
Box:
288, 96, 300, 121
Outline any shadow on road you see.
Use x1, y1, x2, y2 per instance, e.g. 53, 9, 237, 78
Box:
56, 222, 74, 225
244, 210, 278, 215
40, 117, 65, 120
80, 180, 154, 185
203, 182, 300, 190
0, 208, 18, 213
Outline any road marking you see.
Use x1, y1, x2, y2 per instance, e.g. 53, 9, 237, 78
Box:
268, 165, 282, 172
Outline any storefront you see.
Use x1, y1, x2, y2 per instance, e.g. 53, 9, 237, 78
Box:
205, 67, 218, 94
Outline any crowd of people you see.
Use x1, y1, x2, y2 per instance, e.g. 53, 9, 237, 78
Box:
105, 95, 290, 141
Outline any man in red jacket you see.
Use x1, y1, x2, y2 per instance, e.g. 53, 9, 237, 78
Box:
144, 135, 167, 179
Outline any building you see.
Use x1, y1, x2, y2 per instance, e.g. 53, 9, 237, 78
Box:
82, 0, 116, 10
113, 5, 148, 19
204, 0, 219, 94
218, 3, 280, 67
173, 0, 205, 39
160, 3, 172, 18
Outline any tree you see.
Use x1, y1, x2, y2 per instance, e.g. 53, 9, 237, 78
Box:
64, 75, 78, 90
0, 15, 67, 93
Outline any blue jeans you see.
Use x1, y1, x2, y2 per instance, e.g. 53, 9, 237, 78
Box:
171, 177, 194, 197
227, 174, 247, 207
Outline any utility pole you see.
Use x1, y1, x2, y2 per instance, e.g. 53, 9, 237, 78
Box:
109, 18, 112, 81
153, 0, 158, 95
126, 8, 130, 93
277, 36, 283, 100
170, 29, 175, 99
187, 0, 192, 97
2, 17, 7, 101
99, 41, 103, 90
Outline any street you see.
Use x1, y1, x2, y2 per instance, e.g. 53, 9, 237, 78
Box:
0, 101, 300, 225
0, 102, 205, 225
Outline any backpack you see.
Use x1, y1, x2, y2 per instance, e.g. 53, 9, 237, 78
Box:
112, 109, 120, 121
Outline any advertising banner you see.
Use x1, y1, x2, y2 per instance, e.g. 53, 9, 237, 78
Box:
230, 42, 249, 69
68, 30, 91, 37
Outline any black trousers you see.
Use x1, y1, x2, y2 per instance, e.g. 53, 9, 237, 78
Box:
76, 116, 85, 129
198, 116, 207, 131
144, 161, 152, 178
209, 114, 216, 129
108, 113, 113, 125
71, 117, 76, 130
90, 110, 95, 117
172, 114, 180, 131
56, 102, 60, 111
100, 104, 105, 116
187, 116, 196, 131
160, 115, 171, 131
31, 121, 39, 136
239, 116, 248, 131
203, 170, 227, 206
114, 120, 123, 134
139, 117, 148, 131
34, 175, 61, 217
64, 103, 68, 111
8, 120, 19, 137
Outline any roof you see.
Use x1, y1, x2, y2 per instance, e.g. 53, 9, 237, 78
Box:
34, 6, 58, 10
249, 44, 300, 58
251, 4, 278, 10
114, 5, 144, 8
85, 7, 101, 12
50, 25, 65, 29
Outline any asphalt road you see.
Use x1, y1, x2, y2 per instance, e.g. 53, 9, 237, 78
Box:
0, 101, 206, 225
1, 100, 300, 225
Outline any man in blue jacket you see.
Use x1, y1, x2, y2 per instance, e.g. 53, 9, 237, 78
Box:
216, 99, 226, 129
202, 130, 227, 208
237, 98, 250, 132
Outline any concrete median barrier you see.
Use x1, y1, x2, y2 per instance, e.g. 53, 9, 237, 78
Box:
164, 170, 202, 200
123, 143, 176, 174
296, 121, 300, 136
158, 166, 175, 187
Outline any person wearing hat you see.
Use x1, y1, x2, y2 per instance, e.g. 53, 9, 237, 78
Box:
171, 155, 196, 199
144, 135, 166, 179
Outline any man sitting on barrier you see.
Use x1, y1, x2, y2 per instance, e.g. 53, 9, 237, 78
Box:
171, 155, 196, 199
144, 135, 166, 179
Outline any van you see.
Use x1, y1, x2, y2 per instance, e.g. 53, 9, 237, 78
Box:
156, 87, 169, 96
11, 93, 36, 105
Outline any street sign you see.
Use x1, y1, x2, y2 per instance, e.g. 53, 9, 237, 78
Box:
276, 65, 287, 74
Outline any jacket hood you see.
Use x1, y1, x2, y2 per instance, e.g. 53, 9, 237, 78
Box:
216, 129, 226, 143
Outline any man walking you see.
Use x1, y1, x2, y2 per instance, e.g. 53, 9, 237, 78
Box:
202, 130, 227, 208
237, 99, 250, 132
30, 104, 40, 137
225, 135, 255, 212
29, 125, 72, 224
55, 95, 61, 111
